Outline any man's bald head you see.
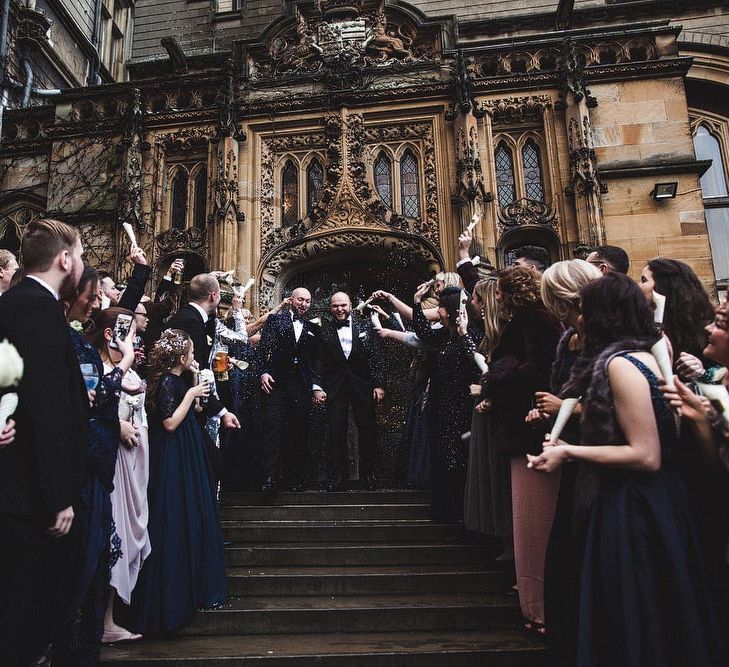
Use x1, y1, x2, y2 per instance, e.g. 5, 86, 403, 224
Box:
330, 291, 352, 321
189, 273, 221, 314
290, 287, 312, 317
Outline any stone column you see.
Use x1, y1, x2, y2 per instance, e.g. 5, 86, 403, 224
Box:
557, 37, 607, 251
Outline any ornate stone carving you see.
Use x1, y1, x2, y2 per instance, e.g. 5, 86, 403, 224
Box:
258, 229, 442, 308
481, 95, 552, 125
154, 127, 217, 151
497, 198, 557, 235
155, 227, 207, 256
452, 126, 491, 207
16, 5, 53, 48
364, 13, 414, 62
116, 89, 147, 232
448, 50, 481, 118
565, 116, 607, 196
556, 37, 598, 110
215, 59, 246, 142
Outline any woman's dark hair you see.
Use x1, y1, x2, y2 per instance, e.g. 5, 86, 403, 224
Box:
438, 286, 477, 330
580, 273, 658, 354
78, 264, 99, 297
647, 258, 715, 359
86, 306, 134, 354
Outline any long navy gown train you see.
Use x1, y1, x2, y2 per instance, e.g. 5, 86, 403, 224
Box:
131, 373, 227, 634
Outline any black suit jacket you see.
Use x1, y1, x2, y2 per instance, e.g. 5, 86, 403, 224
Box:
0, 278, 88, 516
259, 311, 320, 390
165, 303, 224, 416
314, 317, 385, 402
118, 263, 152, 312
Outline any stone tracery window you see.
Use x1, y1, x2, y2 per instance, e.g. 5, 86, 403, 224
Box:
400, 150, 421, 219
170, 170, 188, 230
167, 162, 209, 231
691, 113, 729, 286
522, 139, 545, 202
495, 142, 516, 208
307, 159, 324, 215
494, 135, 547, 208
374, 152, 393, 207
281, 160, 299, 227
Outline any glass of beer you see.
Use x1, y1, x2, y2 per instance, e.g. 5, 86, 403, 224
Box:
213, 350, 229, 381
173, 258, 185, 285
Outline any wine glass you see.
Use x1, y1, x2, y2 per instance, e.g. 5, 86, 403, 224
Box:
79, 363, 99, 392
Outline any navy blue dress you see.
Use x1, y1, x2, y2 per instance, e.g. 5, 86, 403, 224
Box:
55, 329, 122, 665
575, 355, 726, 666
131, 373, 227, 634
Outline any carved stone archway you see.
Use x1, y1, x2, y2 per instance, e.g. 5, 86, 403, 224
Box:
257, 228, 443, 309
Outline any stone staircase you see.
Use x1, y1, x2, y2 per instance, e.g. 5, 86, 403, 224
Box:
101, 490, 545, 665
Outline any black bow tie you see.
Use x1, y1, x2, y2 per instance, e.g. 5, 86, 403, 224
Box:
335, 319, 350, 329
292, 313, 305, 322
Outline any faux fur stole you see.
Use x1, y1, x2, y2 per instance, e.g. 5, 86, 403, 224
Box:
560, 335, 657, 445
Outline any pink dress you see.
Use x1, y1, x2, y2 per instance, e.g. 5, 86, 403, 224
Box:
106, 365, 151, 604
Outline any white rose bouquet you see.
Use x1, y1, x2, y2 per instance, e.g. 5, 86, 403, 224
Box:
0, 339, 23, 426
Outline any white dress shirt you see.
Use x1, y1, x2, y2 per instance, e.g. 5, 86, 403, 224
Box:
337, 315, 353, 359
291, 310, 304, 342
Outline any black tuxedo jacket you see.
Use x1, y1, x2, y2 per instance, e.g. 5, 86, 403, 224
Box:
314, 317, 386, 403
165, 303, 224, 416
118, 263, 152, 312
0, 278, 88, 516
259, 311, 320, 390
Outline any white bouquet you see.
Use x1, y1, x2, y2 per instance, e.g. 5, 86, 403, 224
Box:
0, 339, 23, 426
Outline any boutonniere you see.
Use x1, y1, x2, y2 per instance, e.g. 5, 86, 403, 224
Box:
207, 335, 213, 346
70, 320, 84, 333
309, 317, 321, 326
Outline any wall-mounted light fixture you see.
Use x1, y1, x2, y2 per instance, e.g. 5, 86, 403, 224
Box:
651, 182, 679, 200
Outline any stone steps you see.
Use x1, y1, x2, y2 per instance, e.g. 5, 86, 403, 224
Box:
180, 593, 522, 635
224, 541, 499, 566
101, 490, 542, 665
226, 564, 512, 596
100, 629, 544, 665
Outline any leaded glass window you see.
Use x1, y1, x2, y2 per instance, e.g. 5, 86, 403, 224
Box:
694, 125, 728, 198
495, 143, 516, 208
307, 159, 324, 215
374, 152, 393, 207
522, 140, 545, 202
171, 170, 188, 230
281, 160, 298, 227
193, 170, 207, 229
400, 150, 421, 219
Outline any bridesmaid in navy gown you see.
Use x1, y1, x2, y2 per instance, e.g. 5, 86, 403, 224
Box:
529, 274, 726, 666
131, 329, 227, 634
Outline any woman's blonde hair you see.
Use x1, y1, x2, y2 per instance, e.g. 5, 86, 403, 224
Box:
540, 259, 601, 323
473, 278, 501, 356
146, 329, 192, 410
434, 272, 462, 290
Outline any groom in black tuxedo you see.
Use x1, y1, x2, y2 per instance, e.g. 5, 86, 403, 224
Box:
313, 292, 385, 491
258, 287, 320, 491
0, 219, 88, 665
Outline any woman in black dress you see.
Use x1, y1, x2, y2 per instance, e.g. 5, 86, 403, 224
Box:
411, 285, 481, 523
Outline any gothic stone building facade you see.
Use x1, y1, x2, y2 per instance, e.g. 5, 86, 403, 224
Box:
1, 0, 729, 311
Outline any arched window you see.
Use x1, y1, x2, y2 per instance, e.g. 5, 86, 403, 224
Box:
400, 150, 421, 219
171, 170, 188, 230
281, 160, 299, 227
694, 125, 728, 198
193, 170, 207, 229
307, 159, 324, 215
374, 152, 393, 208
522, 139, 545, 202
495, 142, 516, 208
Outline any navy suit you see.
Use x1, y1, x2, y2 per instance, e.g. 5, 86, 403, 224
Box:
258, 311, 320, 485
314, 316, 385, 483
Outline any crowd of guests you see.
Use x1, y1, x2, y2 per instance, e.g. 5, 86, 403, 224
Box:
0, 217, 728, 666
